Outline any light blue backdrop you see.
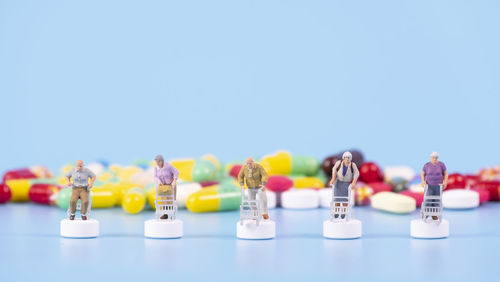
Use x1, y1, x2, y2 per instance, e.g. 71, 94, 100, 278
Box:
1, 0, 499, 174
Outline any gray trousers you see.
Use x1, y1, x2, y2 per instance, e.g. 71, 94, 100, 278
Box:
426, 185, 442, 207
248, 188, 268, 215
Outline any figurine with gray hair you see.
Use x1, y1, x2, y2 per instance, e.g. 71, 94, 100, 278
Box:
65, 160, 96, 220
421, 152, 448, 221
329, 151, 360, 220
238, 157, 270, 220
154, 155, 179, 220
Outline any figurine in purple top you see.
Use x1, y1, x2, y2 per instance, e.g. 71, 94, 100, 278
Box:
421, 152, 448, 220
154, 155, 179, 219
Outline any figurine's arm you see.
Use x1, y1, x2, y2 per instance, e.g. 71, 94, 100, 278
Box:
421, 171, 426, 187
65, 169, 73, 187
154, 167, 162, 185
88, 169, 96, 189
238, 166, 245, 189
330, 161, 340, 186
171, 165, 179, 186
443, 170, 448, 187
260, 166, 268, 191
351, 163, 360, 187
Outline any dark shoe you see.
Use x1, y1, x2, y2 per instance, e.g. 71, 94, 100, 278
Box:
262, 214, 269, 220
81, 215, 87, 220
432, 216, 439, 221
341, 214, 346, 219
69, 214, 75, 220
334, 214, 339, 219
160, 214, 169, 220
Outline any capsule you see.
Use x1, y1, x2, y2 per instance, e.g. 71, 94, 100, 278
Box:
56, 187, 117, 210
146, 182, 202, 210
292, 176, 325, 189
186, 182, 241, 213
5, 178, 59, 202
28, 183, 62, 204
260, 151, 320, 176
122, 187, 146, 214
0, 184, 11, 203
170, 158, 218, 182
2, 166, 52, 182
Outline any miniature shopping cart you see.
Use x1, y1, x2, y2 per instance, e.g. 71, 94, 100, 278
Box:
240, 188, 262, 226
420, 184, 443, 224
330, 182, 353, 222
156, 183, 177, 221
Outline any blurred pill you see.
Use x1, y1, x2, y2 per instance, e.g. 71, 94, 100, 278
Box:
281, 189, 319, 209
371, 192, 416, 214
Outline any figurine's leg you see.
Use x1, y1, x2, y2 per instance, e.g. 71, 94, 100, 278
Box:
69, 188, 79, 219
341, 202, 348, 219
260, 189, 269, 219
248, 189, 258, 216
80, 188, 89, 219
334, 202, 340, 218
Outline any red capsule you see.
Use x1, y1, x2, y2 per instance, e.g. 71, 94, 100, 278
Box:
0, 184, 11, 203
229, 164, 243, 179
2, 169, 38, 182
28, 183, 61, 204
266, 175, 293, 192
359, 162, 384, 183
473, 181, 500, 201
446, 173, 466, 189
199, 181, 219, 187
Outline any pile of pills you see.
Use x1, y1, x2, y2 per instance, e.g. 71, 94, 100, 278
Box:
0, 151, 499, 215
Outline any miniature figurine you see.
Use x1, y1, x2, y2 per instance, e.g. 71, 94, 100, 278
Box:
323, 151, 362, 239
236, 157, 275, 239
65, 160, 96, 220
410, 152, 450, 238
238, 157, 269, 220
154, 155, 179, 220
329, 151, 359, 220
144, 155, 183, 239
421, 152, 448, 221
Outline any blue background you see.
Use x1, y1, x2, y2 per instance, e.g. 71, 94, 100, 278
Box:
1, 0, 499, 173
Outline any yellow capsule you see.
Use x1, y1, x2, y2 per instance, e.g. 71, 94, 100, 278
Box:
201, 154, 220, 171
170, 158, 195, 181
293, 177, 325, 189
260, 150, 292, 175
91, 187, 116, 208
122, 187, 146, 214
5, 179, 31, 202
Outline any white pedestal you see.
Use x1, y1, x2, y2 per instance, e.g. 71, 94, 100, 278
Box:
411, 219, 449, 239
236, 220, 275, 240
60, 219, 99, 238
323, 219, 362, 239
144, 219, 183, 239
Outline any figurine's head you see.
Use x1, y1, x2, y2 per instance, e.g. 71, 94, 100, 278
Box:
342, 151, 352, 164
155, 155, 164, 168
430, 152, 439, 164
246, 157, 254, 169
75, 160, 84, 171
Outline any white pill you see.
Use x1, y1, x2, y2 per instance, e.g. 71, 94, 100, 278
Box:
177, 182, 203, 208
443, 189, 479, 209
87, 162, 105, 176
384, 166, 415, 182
281, 189, 319, 209
371, 192, 416, 214
319, 188, 332, 208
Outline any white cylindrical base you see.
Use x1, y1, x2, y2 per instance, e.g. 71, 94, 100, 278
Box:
60, 219, 99, 238
144, 219, 183, 239
323, 219, 362, 239
237, 220, 275, 240
411, 219, 449, 239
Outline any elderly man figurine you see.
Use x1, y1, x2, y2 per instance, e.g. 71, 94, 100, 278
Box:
66, 160, 96, 220
238, 157, 270, 220
421, 152, 448, 221
329, 151, 360, 219
154, 155, 179, 220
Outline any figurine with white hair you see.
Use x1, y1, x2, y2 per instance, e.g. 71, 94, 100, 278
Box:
323, 151, 362, 239
411, 152, 450, 239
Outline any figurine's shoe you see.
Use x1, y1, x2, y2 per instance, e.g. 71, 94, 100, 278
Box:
262, 214, 269, 220
323, 219, 362, 239
144, 219, 183, 238
81, 215, 87, 220
160, 214, 169, 220
411, 219, 449, 239
237, 220, 275, 240
69, 214, 75, 220
432, 216, 439, 221
60, 218, 99, 238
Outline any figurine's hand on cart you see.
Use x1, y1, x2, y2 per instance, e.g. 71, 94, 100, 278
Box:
66, 182, 73, 188
259, 185, 266, 191
421, 182, 426, 187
